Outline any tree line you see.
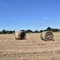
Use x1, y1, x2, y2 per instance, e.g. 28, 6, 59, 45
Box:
0, 27, 60, 34
0, 29, 15, 34
21, 27, 60, 33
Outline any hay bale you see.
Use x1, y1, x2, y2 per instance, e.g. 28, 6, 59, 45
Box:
40, 31, 54, 41
15, 31, 26, 40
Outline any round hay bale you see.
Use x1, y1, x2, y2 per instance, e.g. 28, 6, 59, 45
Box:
40, 31, 54, 41
15, 31, 26, 40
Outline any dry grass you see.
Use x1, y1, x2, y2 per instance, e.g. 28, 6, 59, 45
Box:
0, 32, 60, 60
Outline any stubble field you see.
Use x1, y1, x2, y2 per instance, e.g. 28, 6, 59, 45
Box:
0, 32, 60, 60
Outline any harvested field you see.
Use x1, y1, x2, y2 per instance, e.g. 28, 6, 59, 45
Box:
0, 32, 60, 60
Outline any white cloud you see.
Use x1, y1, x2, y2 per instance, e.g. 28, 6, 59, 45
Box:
43, 17, 47, 20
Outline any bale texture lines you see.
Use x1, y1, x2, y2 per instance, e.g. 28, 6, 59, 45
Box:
40, 31, 54, 41
15, 31, 26, 40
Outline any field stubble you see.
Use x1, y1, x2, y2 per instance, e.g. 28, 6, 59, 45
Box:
0, 32, 60, 60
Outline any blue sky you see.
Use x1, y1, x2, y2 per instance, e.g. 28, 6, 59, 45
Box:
0, 0, 60, 31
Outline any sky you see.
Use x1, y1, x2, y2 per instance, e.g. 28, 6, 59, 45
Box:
0, 0, 60, 31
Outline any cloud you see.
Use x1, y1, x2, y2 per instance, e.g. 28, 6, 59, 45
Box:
43, 17, 48, 20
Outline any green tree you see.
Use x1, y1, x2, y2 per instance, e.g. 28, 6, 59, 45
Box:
34, 30, 39, 33
46, 27, 52, 31
2, 29, 7, 34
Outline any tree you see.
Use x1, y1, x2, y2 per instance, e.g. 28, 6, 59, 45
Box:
25, 29, 33, 33
34, 30, 39, 33
46, 27, 52, 31
40, 30, 43, 32
52, 29, 59, 32
2, 29, 7, 34
0, 31, 2, 34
